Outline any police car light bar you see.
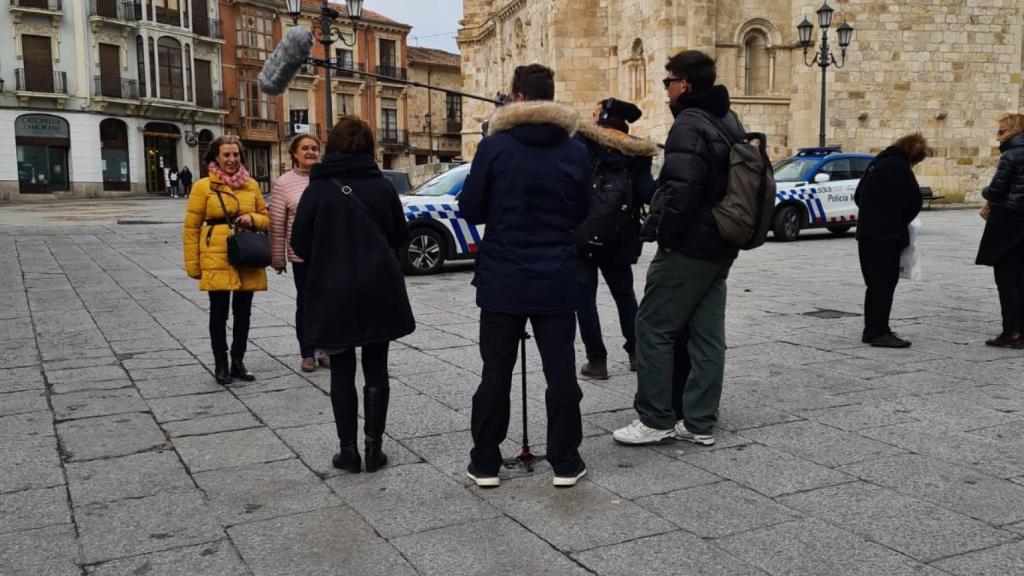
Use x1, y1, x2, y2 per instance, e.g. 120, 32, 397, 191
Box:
796, 146, 843, 156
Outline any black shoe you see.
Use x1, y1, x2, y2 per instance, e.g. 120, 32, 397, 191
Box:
332, 442, 362, 474
230, 357, 256, 381
552, 461, 587, 488
363, 387, 390, 473
985, 332, 1022, 348
214, 355, 232, 385
466, 464, 500, 488
869, 333, 911, 348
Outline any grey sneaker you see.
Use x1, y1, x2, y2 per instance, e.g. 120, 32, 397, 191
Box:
674, 421, 715, 446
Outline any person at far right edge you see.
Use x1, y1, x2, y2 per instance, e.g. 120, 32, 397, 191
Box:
976, 113, 1024, 348
854, 132, 927, 348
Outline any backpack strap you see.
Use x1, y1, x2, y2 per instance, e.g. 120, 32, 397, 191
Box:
683, 108, 742, 147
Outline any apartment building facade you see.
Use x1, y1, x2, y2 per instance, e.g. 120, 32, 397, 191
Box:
0, 0, 229, 201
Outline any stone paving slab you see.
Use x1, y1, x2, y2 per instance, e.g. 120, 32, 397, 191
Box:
717, 518, 948, 576
65, 450, 193, 506
326, 462, 500, 538
476, 473, 675, 553
74, 489, 224, 564
227, 506, 416, 576
636, 480, 802, 538
393, 516, 592, 575
87, 541, 249, 576
573, 531, 769, 576
0, 485, 71, 535
0, 524, 81, 576
51, 387, 149, 421
932, 540, 1024, 576
195, 458, 341, 526
57, 412, 168, 462
681, 443, 855, 497
778, 481, 1016, 562
172, 427, 295, 473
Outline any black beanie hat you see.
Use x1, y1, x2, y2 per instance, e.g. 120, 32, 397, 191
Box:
597, 98, 642, 134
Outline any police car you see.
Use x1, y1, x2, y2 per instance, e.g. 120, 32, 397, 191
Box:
772, 146, 875, 241
398, 164, 481, 275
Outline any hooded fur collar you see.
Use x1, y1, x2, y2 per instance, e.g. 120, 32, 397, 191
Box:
577, 122, 658, 157
487, 101, 579, 137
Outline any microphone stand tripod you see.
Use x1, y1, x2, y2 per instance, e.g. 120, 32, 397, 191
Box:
502, 331, 545, 472
306, 58, 505, 105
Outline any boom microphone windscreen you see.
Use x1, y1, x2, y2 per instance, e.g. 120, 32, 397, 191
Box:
259, 27, 315, 96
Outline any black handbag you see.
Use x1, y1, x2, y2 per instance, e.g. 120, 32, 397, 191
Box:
213, 185, 271, 268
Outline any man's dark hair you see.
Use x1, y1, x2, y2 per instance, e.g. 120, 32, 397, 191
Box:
511, 64, 555, 101
665, 50, 717, 91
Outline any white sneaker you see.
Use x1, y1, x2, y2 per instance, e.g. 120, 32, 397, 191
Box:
612, 419, 675, 445
674, 421, 715, 446
552, 467, 587, 487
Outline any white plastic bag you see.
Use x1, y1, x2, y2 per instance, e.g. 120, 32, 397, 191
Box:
899, 217, 922, 280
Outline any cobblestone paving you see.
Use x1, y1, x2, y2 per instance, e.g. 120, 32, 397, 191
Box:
2, 202, 1023, 575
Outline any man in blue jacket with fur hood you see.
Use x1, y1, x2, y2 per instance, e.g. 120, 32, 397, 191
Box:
460, 64, 590, 489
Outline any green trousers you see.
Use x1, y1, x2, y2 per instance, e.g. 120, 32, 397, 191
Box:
634, 250, 732, 431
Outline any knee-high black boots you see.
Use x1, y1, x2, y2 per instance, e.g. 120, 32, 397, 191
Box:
363, 387, 390, 473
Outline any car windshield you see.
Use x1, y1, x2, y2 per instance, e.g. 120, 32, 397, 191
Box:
408, 166, 469, 197
773, 158, 819, 182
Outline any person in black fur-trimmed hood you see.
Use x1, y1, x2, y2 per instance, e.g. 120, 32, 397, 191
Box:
574, 98, 657, 380
459, 64, 591, 489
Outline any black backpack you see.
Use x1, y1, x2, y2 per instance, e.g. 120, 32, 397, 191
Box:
577, 157, 638, 250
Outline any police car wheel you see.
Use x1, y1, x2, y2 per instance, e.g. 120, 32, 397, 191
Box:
773, 206, 802, 242
827, 224, 853, 235
401, 229, 446, 275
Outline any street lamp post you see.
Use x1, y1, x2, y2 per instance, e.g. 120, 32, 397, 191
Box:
424, 112, 433, 163
285, 0, 364, 132
798, 2, 854, 148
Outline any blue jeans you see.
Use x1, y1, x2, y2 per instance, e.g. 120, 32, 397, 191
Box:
575, 257, 638, 361
292, 262, 314, 358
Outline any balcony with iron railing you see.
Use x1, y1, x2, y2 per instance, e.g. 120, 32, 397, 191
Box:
93, 76, 139, 100
192, 16, 222, 40
287, 122, 322, 139
375, 65, 407, 82
333, 61, 367, 80
443, 117, 463, 134
378, 129, 408, 147
88, 0, 137, 22
16, 69, 68, 94
196, 89, 225, 110
239, 117, 280, 141
154, 6, 180, 26
10, 0, 63, 14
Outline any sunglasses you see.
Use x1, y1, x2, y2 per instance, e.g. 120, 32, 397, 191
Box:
662, 77, 685, 89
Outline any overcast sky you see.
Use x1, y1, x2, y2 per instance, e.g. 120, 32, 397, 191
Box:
369, 0, 463, 53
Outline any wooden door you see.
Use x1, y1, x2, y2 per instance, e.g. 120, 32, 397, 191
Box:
22, 35, 53, 92
99, 43, 121, 97
194, 59, 212, 107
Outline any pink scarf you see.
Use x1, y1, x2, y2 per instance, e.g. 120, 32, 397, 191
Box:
207, 161, 250, 190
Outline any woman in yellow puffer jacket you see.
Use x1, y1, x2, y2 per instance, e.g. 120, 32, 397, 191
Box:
183, 135, 269, 384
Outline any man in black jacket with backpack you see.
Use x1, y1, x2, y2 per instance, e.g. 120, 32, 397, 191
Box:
575, 98, 657, 380
614, 50, 744, 447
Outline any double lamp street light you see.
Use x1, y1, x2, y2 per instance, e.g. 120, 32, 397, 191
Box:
284, 0, 364, 132
798, 2, 854, 148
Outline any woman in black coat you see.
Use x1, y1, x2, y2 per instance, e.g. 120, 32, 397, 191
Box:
976, 113, 1024, 348
854, 132, 926, 348
290, 116, 415, 473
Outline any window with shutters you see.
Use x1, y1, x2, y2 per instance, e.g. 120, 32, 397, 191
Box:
136, 35, 147, 97
337, 93, 355, 117
289, 89, 309, 134
381, 97, 398, 141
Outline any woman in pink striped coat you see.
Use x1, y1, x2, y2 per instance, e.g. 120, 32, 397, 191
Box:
269, 133, 329, 372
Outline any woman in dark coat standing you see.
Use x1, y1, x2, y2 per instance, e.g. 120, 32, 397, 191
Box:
854, 132, 926, 348
976, 113, 1024, 348
290, 116, 415, 473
